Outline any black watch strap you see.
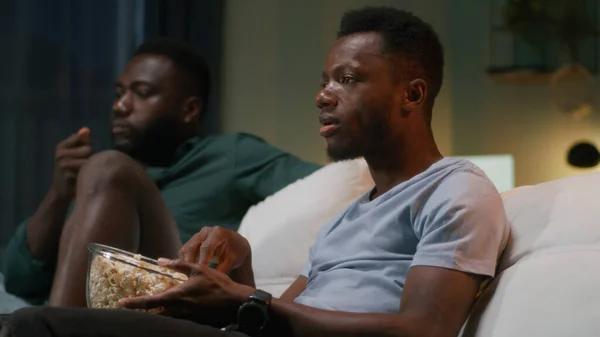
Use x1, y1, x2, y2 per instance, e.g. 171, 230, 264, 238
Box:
237, 289, 272, 336
249, 289, 272, 306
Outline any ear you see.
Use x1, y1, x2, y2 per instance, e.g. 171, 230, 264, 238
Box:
182, 96, 202, 124
401, 79, 427, 110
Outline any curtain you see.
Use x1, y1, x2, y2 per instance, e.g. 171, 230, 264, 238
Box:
0, 0, 142, 251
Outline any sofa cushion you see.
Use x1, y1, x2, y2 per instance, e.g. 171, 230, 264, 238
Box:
462, 172, 600, 337
237, 158, 374, 297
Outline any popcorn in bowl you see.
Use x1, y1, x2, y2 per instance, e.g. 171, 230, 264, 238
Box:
86, 243, 188, 309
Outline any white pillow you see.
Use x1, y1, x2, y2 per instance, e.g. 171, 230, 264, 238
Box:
238, 158, 374, 297
462, 172, 600, 337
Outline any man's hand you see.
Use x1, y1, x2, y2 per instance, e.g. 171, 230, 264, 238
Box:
24, 127, 92, 262
118, 260, 254, 327
52, 127, 92, 200
178, 226, 251, 274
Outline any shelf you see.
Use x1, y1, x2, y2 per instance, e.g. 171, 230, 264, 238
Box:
487, 0, 599, 83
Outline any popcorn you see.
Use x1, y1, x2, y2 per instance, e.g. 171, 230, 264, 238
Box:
87, 253, 188, 309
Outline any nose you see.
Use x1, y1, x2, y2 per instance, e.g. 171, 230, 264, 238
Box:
315, 88, 337, 111
112, 92, 132, 116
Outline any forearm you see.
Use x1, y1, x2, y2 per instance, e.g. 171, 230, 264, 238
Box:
265, 300, 417, 337
229, 256, 255, 288
26, 188, 72, 261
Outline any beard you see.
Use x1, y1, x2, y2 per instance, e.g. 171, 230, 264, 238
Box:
112, 116, 182, 167
326, 109, 393, 162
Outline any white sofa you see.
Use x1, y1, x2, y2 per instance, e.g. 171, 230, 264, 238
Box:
239, 158, 600, 336
237, 158, 374, 296
462, 172, 600, 337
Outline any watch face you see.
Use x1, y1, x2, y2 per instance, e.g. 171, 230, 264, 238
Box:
239, 303, 268, 330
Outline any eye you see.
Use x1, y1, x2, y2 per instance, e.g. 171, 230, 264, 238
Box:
114, 89, 124, 99
134, 87, 152, 99
320, 81, 329, 89
340, 75, 357, 84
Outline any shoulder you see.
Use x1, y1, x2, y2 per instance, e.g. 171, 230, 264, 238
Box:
214, 132, 269, 145
429, 158, 501, 205
186, 133, 278, 155
194, 132, 266, 146
228, 133, 312, 164
211, 132, 283, 153
233, 132, 268, 143
411, 159, 510, 276
232, 132, 281, 151
415, 158, 508, 231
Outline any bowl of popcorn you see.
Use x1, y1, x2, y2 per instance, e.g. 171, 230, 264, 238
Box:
86, 243, 188, 309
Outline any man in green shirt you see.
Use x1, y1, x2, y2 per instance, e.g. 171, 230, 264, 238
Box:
0, 39, 321, 309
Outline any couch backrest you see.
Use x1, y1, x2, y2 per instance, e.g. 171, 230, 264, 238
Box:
238, 158, 374, 296
462, 172, 600, 337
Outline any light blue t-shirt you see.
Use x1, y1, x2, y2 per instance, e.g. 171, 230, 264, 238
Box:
294, 158, 510, 313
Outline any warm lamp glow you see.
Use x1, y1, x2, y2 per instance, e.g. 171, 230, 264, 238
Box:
454, 155, 515, 193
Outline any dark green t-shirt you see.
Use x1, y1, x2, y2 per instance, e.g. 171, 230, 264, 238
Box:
0, 133, 321, 304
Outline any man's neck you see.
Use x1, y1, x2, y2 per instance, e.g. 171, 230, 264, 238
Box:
365, 134, 442, 200
134, 133, 199, 168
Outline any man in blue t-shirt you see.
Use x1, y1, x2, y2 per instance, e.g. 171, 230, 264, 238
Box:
3, 6, 510, 337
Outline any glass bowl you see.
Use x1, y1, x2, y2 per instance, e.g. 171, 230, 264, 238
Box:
86, 243, 188, 309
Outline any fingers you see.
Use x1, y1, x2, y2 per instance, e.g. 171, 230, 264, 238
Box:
78, 127, 90, 143
177, 226, 234, 271
198, 235, 220, 267
58, 127, 91, 149
178, 229, 210, 263
57, 158, 88, 172
118, 294, 159, 310
118, 288, 182, 310
159, 260, 206, 276
155, 306, 184, 318
214, 257, 234, 273
58, 145, 93, 159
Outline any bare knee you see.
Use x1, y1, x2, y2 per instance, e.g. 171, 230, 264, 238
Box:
81, 150, 140, 174
76, 150, 146, 196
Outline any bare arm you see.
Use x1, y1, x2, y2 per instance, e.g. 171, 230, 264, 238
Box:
0, 190, 73, 303
228, 256, 256, 288
280, 276, 308, 302
121, 264, 479, 337
123, 171, 505, 336
0, 130, 90, 302
26, 189, 73, 261
27, 129, 91, 261
264, 266, 481, 337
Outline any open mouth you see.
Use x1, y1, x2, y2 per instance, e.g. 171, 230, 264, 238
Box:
319, 114, 339, 127
319, 114, 340, 137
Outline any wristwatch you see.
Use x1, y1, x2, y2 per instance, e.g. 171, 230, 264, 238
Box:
237, 289, 272, 336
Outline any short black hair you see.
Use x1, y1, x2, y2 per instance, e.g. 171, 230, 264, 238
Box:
134, 38, 211, 111
338, 7, 444, 105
